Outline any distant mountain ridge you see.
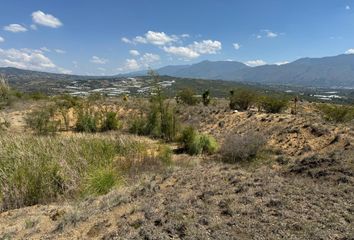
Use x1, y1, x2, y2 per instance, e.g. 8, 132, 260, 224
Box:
1, 54, 354, 87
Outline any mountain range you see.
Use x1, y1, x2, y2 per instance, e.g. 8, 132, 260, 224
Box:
1, 54, 354, 87
129, 54, 354, 87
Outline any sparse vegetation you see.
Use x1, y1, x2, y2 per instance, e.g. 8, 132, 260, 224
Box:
220, 131, 266, 163
316, 103, 354, 123
202, 90, 211, 106
25, 105, 60, 135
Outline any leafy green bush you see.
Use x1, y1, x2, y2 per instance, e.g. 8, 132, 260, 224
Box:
101, 111, 120, 132
176, 88, 199, 105
229, 88, 257, 111
259, 95, 288, 113
316, 104, 354, 123
25, 106, 60, 135
179, 126, 219, 155
220, 131, 266, 163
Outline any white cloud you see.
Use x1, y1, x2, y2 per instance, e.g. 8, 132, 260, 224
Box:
0, 47, 71, 74
30, 24, 37, 30
144, 31, 177, 45
191, 40, 222, 54
57, 67, 72, 74
233, 43, 240, 50
98, 67, 106, 71
4, 24, 28, 33
124, 31, 179, 45
133, 36, 147, 44
181, 34, 190, 38
121, 59, 140, 71
129, 49, 140, 56
274, 61, 289, 65
0, 36, 4, 43
345, 48, 354, 54
55, 49, 66, 54
140, 53, 160, 66
263, 30, 278, 38
163, 46, 200, 59
245, 59, 267, 67
346, 5, 350, 10
32, 11, 62, 28
163, 39, 222, 59
90, 56, 108, 64
121, 37, 132, 44
72, 61, 78, 68
256, 35, 262, 39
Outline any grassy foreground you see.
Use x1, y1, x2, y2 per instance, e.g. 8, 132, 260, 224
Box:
0, 133, 169, 212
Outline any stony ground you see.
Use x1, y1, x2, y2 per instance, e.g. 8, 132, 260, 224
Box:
0, 100, 353, 239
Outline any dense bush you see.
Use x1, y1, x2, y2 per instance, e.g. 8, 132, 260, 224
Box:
101, 111, 121, 132
229, 88, 257, 111
75, 108, 99, 133
129, 115, 147, 135
220, 131, 266, 163
176, 88, 199, 105
258, 95, 288, 113
179, 126, 219, 155
316, 104, 354, 123
25, 106, 60, 135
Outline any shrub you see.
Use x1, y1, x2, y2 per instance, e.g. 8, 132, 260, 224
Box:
220, 131, 266, 163
179, 126, 219, 155
75, 109, 99, 133
101, 111, 120, 132
176, 88, 199, 105
259, 95, 288, 113
128, 115, 147, 135
202, 90, 211, 106
316, 104, 354, 123
229, 88, 257, 111
200, 134, 219, 154
28, 92, 48, 101
25, 106, 60, 135
84, 167, 121, 195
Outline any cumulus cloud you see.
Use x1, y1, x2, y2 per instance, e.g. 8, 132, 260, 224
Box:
244, 59, 267, 67
120, 59, 140, 71
118, 53, 160, 72
90, 56, 108, 64
129, 49, 140, 56
140, 53, 160, 66
54, 49, 66, 54
4, 24, 28, 33
163, 46, 200, 59
123, 31, 179, 45
345, 49, 354, 54
256, 30, 279, 39
32, 11, 63, 28
346, 5, 350, 10
233, 43, 240, 50
0, 36, 4, 43
163, 40, 222, 59
40, 47, 50, 52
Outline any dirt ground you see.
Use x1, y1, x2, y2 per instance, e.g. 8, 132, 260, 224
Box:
0, 100, 353, 239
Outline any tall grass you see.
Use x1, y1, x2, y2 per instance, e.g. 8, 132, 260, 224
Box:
0, 133, 157, 212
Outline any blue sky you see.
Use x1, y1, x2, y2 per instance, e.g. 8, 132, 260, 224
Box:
0, 0, 354, 75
